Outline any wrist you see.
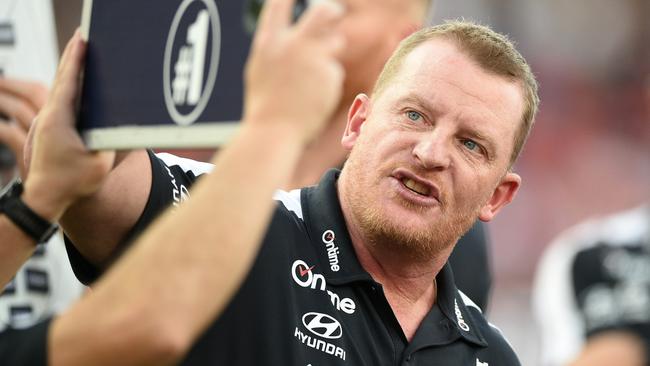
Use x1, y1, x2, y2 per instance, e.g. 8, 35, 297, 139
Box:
1, 178, 60, 244
22, 177, 71, 222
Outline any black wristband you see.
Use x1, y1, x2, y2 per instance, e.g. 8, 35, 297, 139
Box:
0, 178, 59, 244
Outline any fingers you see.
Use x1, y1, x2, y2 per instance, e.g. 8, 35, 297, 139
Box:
0, 79, 48, 111
0, 122, 27, 178
0, 93, 38, 130
295, 0, 345, 39
51, 30, 87, 108
22, 119, 35, 175
256, 0, 295, 36
294, 1, 346, 60
0, 122, 27, 159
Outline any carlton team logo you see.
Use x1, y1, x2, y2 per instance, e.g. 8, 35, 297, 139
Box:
163, 0, 221, 125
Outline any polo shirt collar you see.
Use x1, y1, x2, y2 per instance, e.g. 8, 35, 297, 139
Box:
434, 262, 488, 347
302, 169, 488, 347
301, 169, 373, 284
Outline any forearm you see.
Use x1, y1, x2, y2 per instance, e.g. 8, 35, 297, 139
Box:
60, 149, 151, 267
49, 122, 306, 366
0, 181, 67, 287
0, 216, 37, 286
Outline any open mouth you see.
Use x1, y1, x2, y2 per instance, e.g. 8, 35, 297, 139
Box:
392, 169, 441, 204
401, 177, 431, 196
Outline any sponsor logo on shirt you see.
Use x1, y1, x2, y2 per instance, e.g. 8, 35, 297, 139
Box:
454, 299, 470, 331
164, 166, 190, 206
476, 359, 488, 366
302, 312, 343, 339
294, 311, 347, 360
291, 260, 356, 314
321, 230, 341, 272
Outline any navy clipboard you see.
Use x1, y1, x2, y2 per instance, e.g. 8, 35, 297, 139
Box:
78, 0, 252, 149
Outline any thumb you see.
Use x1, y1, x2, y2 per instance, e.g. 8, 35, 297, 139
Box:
23, 118, 36, 176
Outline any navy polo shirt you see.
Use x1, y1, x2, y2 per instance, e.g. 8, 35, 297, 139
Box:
66, 152, 519, 365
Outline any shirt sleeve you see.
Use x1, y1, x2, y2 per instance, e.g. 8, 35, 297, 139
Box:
532, 205, 650, 366
64, 150, 213, 285
572, 242, 650, 345
0, 318, 52, 366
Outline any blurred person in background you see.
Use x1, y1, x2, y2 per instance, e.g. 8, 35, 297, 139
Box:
533, 204, 650, 366
0, 0, 85, 336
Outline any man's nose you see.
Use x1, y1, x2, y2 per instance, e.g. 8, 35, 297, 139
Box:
411, 131, 452, 170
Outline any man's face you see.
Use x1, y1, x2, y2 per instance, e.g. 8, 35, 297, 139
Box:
339, 38, 523, 258
336, 0, 420, 98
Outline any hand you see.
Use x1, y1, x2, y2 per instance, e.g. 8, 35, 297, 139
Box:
22, 30, 115, 221
243, 0, 346, 146
0, 78, 48, 178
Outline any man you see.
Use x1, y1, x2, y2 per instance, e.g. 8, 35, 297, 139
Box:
533, 204, 650, 366
289, 0, 494, 311
58, 8, 538, 366
1, 0, 346, 363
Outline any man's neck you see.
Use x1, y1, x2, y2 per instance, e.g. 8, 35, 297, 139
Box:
337, 173, 454, 340
345, 214, 450, 302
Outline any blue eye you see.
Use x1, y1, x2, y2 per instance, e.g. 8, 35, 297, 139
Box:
406, 111, 422, 122
463, 140, 478, 151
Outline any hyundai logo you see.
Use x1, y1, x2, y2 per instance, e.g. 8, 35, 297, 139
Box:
302, 312, 343, 339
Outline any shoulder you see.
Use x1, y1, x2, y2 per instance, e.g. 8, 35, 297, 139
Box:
151, 151, 214, 183
128, 151, 216, 245
264, 188, 308, 240
534, 205, 650, 305
481, 323, 521, 365
273, 188, 304, 221
144, 150, 215, 208
532, 205, 650, 365
458, 291, 521, 366
534, 205, 649, 306
541, 205, 648, 266
247, 188, 311, 267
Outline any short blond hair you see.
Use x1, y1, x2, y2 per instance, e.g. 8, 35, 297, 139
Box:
372, 20, 539, 165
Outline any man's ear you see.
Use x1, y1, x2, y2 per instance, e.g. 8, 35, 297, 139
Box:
478, 172, 521, 222
341, 94, 370, 150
